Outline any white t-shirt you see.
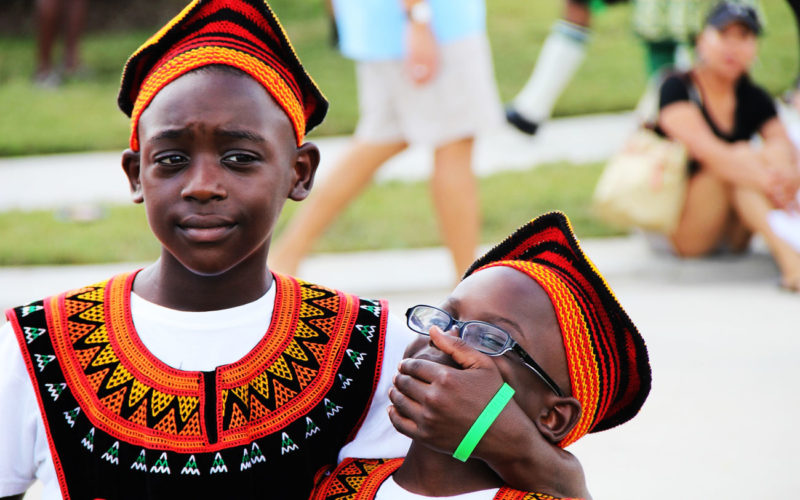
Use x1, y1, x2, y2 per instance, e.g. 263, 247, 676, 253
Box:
376, 476, 500, 500
0, 286, 413, 499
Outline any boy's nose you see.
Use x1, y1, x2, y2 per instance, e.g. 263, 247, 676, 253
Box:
181, 159, 227, 201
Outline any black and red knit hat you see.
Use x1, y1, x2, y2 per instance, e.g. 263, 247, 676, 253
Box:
464, 212, 651, 447
118, 0, 328, 150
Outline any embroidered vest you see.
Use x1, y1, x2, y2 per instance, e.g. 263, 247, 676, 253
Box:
310, 458, 579, 500
6, 272, 388, 500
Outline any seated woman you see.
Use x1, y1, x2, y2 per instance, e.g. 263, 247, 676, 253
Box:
657, 1, 800, 290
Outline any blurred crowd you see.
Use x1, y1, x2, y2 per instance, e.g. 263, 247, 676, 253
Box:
271, 0, 800, 293
27, 0, 800, 291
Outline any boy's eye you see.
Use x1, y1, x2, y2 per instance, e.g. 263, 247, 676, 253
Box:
223, 152, 258, 165
155, 154, 188, 166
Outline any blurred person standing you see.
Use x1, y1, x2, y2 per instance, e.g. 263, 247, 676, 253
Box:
657, 2, 800, 290
34, 0, 88, 87
270, 0, 502, 277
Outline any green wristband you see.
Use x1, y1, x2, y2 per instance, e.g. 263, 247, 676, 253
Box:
452, 382, 515, 462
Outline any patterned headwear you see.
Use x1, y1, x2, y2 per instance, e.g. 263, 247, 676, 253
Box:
118, 0, 328, 151
464, 211, 651, 448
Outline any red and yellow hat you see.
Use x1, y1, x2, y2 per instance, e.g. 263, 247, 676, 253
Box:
118, 0, 328, 151
464, 211, 651, 448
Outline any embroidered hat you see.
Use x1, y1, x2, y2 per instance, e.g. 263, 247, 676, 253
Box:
464, 211, 651, 447
118, 0, 328, 151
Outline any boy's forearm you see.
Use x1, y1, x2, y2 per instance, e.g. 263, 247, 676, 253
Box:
474, 401, 589, 498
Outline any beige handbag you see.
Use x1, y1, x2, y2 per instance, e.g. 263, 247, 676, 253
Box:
592, 127, 688, 234
592, 73, 699, 234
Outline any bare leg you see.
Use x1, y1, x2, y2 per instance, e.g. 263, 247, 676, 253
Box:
670, 170, 734, 257
35, 0, 61, 77
269, 140, 407, 275
431, 137, 479, 276
63, 0, 87, 73
732, 187, 800, 290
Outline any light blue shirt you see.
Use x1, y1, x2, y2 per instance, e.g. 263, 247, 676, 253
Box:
332, 0, 486, 61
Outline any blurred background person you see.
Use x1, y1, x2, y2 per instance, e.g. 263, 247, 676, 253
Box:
270, 0, 502, 277
505, 0, 761, 136
656, 1, 800, 290
34, 0, 88, 88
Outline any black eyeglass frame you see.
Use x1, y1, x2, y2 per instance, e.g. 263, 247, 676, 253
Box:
405, 304, 565, 397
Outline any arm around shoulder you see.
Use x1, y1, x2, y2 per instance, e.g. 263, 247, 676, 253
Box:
472, 397, 590, 498
337, 312, 413, 461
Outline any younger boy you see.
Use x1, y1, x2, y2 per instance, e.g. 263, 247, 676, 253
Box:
311, 211, 652, 499
0, 2, 586, 499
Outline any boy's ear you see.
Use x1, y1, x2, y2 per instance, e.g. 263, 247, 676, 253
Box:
535, 397, 582, 445
121, 149, 144, 204
289, 142, 320, 201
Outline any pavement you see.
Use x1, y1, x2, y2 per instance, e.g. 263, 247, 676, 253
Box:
2, 113, 799, 499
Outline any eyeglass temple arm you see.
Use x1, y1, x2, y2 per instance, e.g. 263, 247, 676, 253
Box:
511, 344, 565, 397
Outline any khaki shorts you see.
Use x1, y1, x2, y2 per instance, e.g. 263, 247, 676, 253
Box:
354, 34, 502, 147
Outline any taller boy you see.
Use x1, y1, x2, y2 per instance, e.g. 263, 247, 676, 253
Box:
0, 1, 585, 499
0, 1, 405, 498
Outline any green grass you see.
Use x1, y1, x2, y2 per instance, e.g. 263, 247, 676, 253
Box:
0, 162, 616, 266
0, 1, 796, 155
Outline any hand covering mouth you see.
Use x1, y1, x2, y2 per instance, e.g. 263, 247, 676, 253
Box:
412, 348, 460, 369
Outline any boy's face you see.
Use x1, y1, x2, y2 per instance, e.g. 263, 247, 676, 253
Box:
122, 69, 318, 276
406, 266, 571, 420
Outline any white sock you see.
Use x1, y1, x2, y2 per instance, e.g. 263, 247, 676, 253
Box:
512, 20, 590, 123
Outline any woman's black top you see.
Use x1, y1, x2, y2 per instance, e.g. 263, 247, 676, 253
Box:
657, 72, 777, 173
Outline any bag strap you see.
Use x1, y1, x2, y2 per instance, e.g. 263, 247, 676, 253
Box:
685, 71, 703, 107
644, 70, 703, 130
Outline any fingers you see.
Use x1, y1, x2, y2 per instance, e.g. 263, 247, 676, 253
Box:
387, 387, 422, 437
393, 366, 435, 402
407, 62, 433, 84
398, 349, 447, 379
428, 326, 488, 370
404, 22, 438, 85
387, 404, 418, 438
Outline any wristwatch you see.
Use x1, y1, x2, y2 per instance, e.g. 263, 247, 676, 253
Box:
409, 1, 432, 24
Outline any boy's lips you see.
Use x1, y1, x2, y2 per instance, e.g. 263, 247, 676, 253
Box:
178, 214, 237, 242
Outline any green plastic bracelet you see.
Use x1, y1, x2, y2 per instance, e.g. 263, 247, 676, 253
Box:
452, 382, 515, 462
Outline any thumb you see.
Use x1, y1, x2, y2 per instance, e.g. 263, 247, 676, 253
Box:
428, 325, 490, 370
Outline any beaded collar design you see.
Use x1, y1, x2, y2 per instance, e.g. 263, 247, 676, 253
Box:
6, 272, 387, 499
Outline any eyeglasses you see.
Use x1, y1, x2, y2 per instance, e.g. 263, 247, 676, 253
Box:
405, 305, 564, 397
